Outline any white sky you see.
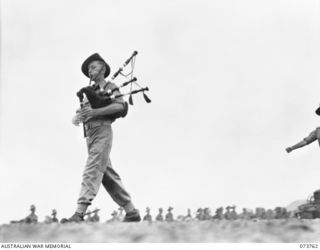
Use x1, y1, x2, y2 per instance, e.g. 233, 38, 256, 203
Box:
0, 0, 320, 224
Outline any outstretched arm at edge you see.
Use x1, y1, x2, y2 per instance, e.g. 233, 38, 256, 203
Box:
286, 140, 308, 153
286, 129, 317, 153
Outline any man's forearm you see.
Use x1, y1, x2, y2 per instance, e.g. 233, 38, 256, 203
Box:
288, 140, 308, 152
92, 103, 124, 117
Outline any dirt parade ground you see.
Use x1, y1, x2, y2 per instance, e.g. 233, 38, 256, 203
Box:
1, 219, 320, 243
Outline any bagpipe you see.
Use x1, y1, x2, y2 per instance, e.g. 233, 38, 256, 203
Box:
76, 51, 151, 137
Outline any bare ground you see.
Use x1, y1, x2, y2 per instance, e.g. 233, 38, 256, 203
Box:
1, 219, 320, 243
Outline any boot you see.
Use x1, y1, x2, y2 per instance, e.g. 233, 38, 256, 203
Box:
123, 209, 141, 222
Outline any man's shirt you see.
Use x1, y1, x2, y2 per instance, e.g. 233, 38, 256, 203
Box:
85, 81, 125, 123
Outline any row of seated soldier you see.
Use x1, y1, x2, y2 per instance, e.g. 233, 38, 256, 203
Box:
8, 205, 293, 224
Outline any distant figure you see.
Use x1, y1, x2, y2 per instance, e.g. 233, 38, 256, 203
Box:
165, 207, 174, 222
255, 207, 266, 220
224, 206, 232, 220
155, 208, 164, 222
143, 207, 152, 222
44, 209, 59, 224
10, 205, 38, 224
51, 209, 59, 223
183, 208, 193, 221
274, 207, 289, 219
203, 207, 212, 220
240, 208, 252, 220
91, 209, 100, 222
107, 210, 119, 222
265, 209, 275, 219
213, 207, 224, 220
25, 204, 38, 224
229, 206, 238, 220
196, 208, 205, 221
274, 207, 282, 219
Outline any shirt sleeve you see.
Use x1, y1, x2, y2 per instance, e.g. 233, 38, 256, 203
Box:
303, 130, 317, 144
107, 82, 125, 104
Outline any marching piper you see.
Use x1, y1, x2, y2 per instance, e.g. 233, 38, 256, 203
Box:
63, 53, 141, 223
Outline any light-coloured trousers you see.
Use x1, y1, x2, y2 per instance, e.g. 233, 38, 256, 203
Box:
77, 121, 131, 206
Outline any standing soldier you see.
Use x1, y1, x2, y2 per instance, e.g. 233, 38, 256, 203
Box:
25, 205, 38, 224
65, 53, 141, 223
143, 207, 152, 222
165, 207, 174, 222
155, 208, 164, 222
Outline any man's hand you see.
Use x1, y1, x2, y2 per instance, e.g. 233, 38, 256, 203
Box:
286, 147, 292, 153
72, 106, 95, 126
78, 106, 97, 122
72, 114, 82, 126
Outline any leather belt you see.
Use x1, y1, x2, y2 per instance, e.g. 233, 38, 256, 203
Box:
84, 120, 111, 130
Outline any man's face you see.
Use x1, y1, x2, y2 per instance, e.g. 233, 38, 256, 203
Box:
88, 60, 105, 80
